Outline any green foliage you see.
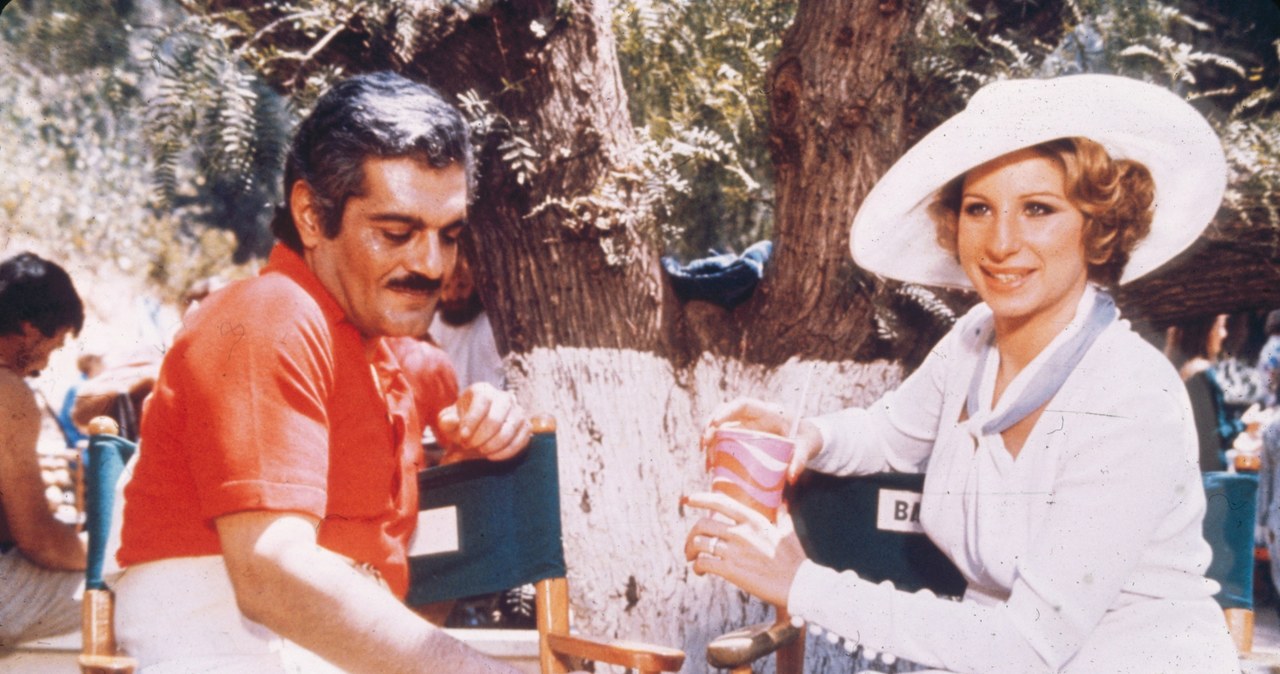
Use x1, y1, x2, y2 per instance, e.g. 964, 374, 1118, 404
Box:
5, 0, 1275, 296
186, 0, 394, 110
457, 89, 541, 188
903, 0, 1071, 136
613, 0, 793, 260
0, 35, 153, 265
442, 1, 791, 267
528, 121, 756, 267
1089, 0, 1280, 246
144, 16, 290, 260
0, 0, 265, 302
1, 0, 131, 75
1219, 114, 1280, 250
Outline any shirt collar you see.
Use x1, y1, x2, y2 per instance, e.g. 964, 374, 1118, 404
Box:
262, 243, 351, 331
264, 243, 407, 370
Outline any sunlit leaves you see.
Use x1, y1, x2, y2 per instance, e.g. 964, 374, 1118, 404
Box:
0, 0, 268, 302
1119, 37, 1245, 89
146, 20, 274, 209
613, 0, 793, 258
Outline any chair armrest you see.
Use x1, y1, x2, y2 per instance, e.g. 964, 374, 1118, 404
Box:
545, 632, 685, 672
706, 619, 801, 669
80, 589, 137, 674
78, 654, 137, 674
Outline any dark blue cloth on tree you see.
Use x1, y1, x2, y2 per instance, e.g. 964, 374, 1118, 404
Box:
660, 240, 772, 309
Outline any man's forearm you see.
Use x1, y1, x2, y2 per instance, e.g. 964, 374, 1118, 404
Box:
249, 548, 517, 674
219, 512, 520, 674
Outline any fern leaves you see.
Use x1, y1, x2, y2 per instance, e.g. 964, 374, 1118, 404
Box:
146, 21, 271, 210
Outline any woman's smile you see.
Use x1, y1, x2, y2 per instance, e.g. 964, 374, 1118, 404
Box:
980, 266, 1035, 288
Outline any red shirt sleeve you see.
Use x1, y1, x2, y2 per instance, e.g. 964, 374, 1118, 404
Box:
172, 277, 335, 521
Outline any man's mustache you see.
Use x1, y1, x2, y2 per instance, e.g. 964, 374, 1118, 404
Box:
386, 274, 442, 293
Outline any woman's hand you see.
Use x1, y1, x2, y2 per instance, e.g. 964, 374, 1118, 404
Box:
701, 397, 823, 484
682, 491, 809, 608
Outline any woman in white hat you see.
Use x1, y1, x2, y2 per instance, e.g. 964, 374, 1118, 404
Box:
684, 74, 1238, 672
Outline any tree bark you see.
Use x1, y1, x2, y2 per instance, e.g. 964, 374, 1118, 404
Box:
393, 2, 676, 358
743, 0, 922, 365
508, 348, 902, 673
1119, 231, 1280, 327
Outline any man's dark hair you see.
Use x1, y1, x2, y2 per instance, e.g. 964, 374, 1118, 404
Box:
0, 252, 84, 338
270, 71, 475, 252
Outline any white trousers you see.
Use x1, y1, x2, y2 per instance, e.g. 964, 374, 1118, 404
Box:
115, 555, 348, 674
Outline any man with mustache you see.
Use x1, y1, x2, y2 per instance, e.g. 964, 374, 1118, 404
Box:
0, 252, 87, 650
114, 72, 531, 673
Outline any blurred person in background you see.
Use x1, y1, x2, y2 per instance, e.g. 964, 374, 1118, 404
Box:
0, 251, 87, 649
1259, 309, 1280, 407
70, 274, 230, 440
1167, 313, 1251, 471
55, 352, 104, 449
429, 250, 505, 391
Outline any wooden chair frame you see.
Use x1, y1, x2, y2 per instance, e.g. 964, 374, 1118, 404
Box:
537, 576, 684, 674
79, 416, 137, 674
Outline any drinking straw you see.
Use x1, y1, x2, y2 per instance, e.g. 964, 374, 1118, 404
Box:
787, 362, 816, 439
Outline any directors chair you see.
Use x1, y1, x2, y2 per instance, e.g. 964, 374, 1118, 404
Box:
79, 416, 139, 674
707, 471, 965, 674
712, 470, 1260, 672
407, 415, 685, 674
1202, 470, 1259, 654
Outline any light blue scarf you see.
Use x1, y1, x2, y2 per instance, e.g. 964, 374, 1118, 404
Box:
965, 291, 1118, 435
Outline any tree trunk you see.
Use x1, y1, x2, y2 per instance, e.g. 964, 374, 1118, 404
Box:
745, 0, 922, 365
423, 3, 923, 671
508, 349, 903, 673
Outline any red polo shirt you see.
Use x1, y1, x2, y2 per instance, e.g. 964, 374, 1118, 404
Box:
118, 245, 457, 597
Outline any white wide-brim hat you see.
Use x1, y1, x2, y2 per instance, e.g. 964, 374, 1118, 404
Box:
850, 74, 1227, 288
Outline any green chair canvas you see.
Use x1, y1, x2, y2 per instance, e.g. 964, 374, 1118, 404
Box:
407, 415, 684, 674
1202, 470, 1259, 653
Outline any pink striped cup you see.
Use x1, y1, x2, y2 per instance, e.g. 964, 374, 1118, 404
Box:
708, 427, 795, 522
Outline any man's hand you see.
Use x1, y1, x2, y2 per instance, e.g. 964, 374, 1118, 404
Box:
436, 383, 531, 462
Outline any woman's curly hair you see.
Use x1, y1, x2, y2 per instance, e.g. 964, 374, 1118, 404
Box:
929, 137, 1155, 288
